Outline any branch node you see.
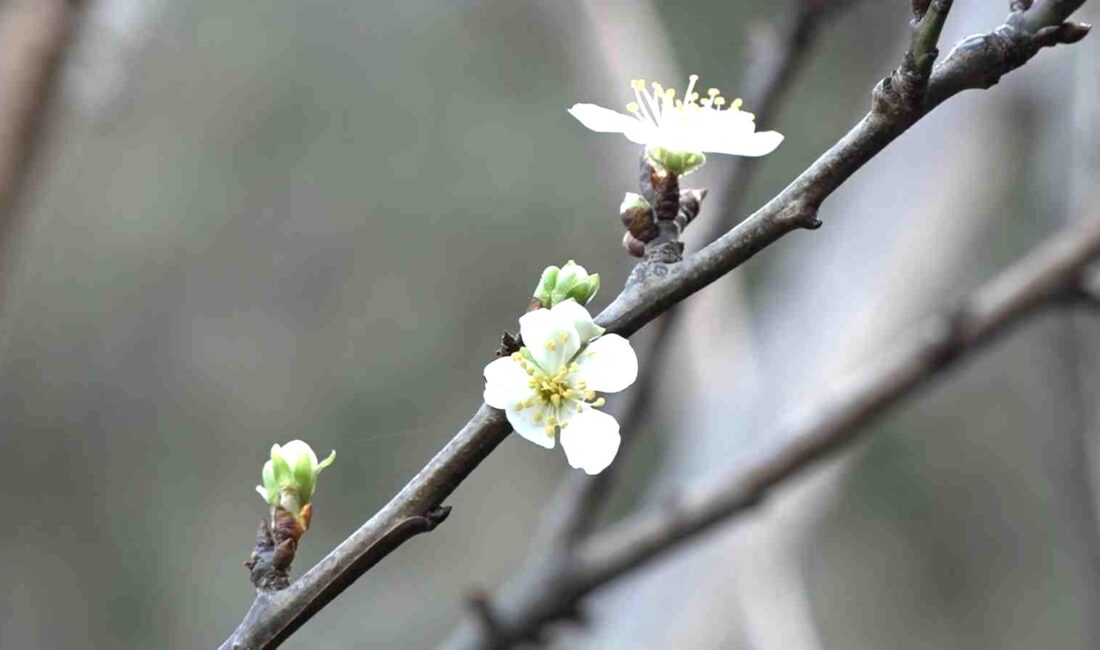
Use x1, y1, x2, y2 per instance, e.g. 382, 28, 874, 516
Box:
245, 519, 293, 592
910, 0, 932, 20
929, 304, 975, 366
628, 156, 711, 262
1034, 21, 1092, 46
780, 200, 821, 230
877, 0, 953, 123
497, 331, 521, 357
422, 505, 452, 530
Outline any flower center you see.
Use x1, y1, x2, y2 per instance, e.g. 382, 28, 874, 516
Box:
510, 350, 606, 438
624, 75, 748, 130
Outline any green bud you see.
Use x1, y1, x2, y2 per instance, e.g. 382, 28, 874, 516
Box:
566, 273, 600, 304
533, 260, 599, 308
532, 260, 600, 307
646, 146, 706, 176
256, 440, 336, 521
533, 265, 560, 307
552, 261, 585, 302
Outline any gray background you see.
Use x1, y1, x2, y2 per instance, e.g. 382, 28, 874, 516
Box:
1, 1, 1099, 648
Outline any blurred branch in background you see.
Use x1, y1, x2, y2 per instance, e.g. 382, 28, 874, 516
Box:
0, 0, 84, 279
220, 1, 1092, 647
439, 210, 1100, 650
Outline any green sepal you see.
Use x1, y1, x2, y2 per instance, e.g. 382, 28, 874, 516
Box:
565, 273, 599, 305
533, 266, 560, 306
646, 146, 706, 176
270, 445, 292, 490
317, 449, 336, 474
292, 453, 315, 502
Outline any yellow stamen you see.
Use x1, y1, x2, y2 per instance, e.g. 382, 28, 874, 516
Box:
685, 74, 699, 101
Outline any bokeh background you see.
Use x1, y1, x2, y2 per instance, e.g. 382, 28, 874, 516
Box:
1, 1, 1099, 648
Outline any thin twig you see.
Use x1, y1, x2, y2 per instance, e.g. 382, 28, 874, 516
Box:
220, 3, 1090, 647
442, 214, 1100, 649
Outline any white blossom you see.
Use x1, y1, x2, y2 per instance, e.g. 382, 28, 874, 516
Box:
483, 300, 638, 475
568, 75, 783, 172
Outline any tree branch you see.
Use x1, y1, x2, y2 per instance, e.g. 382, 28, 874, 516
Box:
220, 2, 1090, 647
440, 213, 1100, 650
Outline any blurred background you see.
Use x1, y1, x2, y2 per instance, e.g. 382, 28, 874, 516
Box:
0, 0, 1098, 648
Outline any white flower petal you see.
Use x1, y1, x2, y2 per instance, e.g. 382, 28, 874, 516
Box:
519, 308, 580, 373
621, 121, 659, 146
483, 357, 534, 409
560, 407, 621, 475
575, 334, 638, 393
280, 440, 319, 469
567, 103, 638, 135
506, 405, 556, 449
550, 299, 604, 343
706, 130, 784, 157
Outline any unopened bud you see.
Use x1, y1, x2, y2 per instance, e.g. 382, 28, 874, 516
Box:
620, 192, 658, 241
533, 260, 600, 307
256, 440, 335, 529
